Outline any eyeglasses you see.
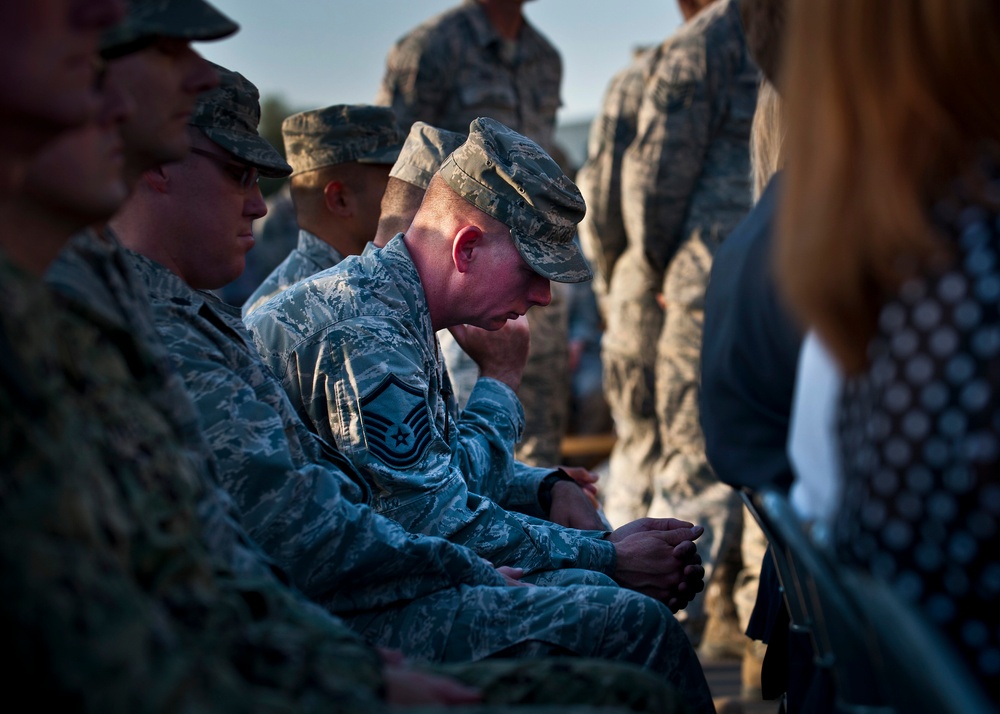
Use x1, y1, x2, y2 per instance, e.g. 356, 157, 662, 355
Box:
189, 147, 260, 190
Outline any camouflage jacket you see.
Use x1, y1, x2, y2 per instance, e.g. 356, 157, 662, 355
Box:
46, 228, 271, 571
125, 249, 508, 613
243, 229, 345, 318
620, 0, 758, 278
1, 251, 387, 711
376, 0, 561, 150
576, 48, 655, 309
47, 228, 209, 469
246, 236, 616, 575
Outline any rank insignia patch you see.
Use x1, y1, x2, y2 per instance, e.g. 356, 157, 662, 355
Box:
359, 373, 433, 469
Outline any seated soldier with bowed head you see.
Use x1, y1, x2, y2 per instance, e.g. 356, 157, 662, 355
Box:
109, 65, 716, 713
246, 116, 711, 651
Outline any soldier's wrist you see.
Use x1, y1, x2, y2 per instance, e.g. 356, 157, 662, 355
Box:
537, 470, 576, 515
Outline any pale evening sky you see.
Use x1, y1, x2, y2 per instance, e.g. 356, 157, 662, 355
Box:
198, 1, 685, 125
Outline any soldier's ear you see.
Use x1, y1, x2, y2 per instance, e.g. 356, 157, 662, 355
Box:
452, 225, 483, 273
323, 180, 351, 217
143, 166, 170, 194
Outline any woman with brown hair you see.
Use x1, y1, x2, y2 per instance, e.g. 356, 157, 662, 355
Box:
777, 0, 1000, 697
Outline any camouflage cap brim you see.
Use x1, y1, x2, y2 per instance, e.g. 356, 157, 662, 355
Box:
190, 63, 291, 179
102, 0, 238, 58
282, 105, 405, 176
510, 230, 593, 284
201, 126, 292, 179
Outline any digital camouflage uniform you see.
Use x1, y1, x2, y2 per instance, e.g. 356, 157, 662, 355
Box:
377, 0, 569, 465
383, 121, 562, 509
376, 0, 561, 151
576, 47, 655, 310
104, 66, 709, 707
243, 236, 712, 707
7, 249, 698, 713
246, 238, 613, 573
1, 252, 387, 712
601, 249, 665, 527
243, 104, 404, 316
131, 248, 515, 603
243, 228, 345, 315
620, 0, 759, 630
574, 46, 660, 528
12, 50, 695, 709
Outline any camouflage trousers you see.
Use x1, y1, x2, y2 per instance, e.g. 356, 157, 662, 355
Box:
600, 252, 664, 528
601, 350, 658, 528
426, 657, 691, 713
440, 287, 571, 468
344, 582, 715, 714
651, 237, 741, 638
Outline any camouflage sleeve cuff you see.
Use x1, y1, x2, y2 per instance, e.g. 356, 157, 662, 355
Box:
504, 462, 552, 516
575, 532, 617, 574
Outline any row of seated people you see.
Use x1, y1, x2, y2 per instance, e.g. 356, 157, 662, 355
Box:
1, 0, 718, 711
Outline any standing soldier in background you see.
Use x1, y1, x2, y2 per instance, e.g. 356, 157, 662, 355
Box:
576, 45, 654, 313
377, 0, 571, 466
576, 44, 659, 528
621, 0, 759, 652
243, 104, 403, 315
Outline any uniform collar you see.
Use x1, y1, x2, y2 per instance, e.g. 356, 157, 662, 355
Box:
297, 228, 346, 268
378, 234, 437, 348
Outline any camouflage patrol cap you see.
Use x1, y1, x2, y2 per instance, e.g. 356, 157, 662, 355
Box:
102, 0, 238, 58
189, 63, 291, 179
390, 122, 466, 190
438, 117, 592, 283
282, 105, 405, 177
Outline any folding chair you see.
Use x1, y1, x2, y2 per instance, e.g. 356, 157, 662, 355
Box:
746, 488, 888, 713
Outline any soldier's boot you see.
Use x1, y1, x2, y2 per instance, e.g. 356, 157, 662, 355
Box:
742, 640, 767, 701
697, 513, 746, 661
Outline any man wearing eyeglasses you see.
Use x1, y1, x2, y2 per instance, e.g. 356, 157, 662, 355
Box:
114, 63, 283, 290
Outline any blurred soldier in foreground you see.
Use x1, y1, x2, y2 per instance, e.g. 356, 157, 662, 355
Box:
620, 0, 759, 647
378, 0, 571, 466
243, 104, 403, 314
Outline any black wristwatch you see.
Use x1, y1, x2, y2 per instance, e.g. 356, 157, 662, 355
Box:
537, 470, 576, 515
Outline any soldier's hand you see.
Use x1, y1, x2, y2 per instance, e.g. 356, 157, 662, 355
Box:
548, 479, 606, 530
609, 523, 705, 603
448, 315, 530, 392
663, 542, 705, 613
608, 517, 697, 542
554, 464, 600, 506
495, 565, 534, 587
384, 664, 483, 706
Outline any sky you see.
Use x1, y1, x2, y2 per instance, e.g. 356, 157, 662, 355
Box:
198, 0, 685, 125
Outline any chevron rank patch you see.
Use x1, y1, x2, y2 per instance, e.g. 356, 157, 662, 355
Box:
359, 373, 433, 469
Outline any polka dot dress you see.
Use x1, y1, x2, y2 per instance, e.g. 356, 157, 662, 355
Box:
835, 164, 1000, 699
